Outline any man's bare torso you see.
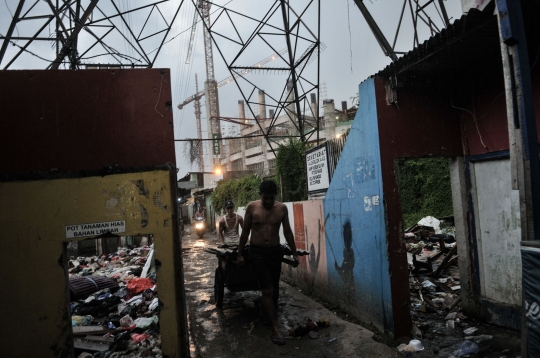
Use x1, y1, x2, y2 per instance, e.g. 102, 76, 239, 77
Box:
248, 200, 287, 248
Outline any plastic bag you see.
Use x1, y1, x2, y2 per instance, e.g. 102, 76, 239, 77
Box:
135, 315, 159, 329
120, 314, 135, 327
127, 277, 154, 295
71, 315, 93, 326
452, 340, 479, 357
131, 333, 150, 343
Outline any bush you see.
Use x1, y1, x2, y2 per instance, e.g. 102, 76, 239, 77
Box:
211, 174, 261, 211
275, 138, 307, 202
397, 157, 453, 229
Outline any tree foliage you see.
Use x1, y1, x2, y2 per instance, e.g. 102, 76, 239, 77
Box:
275, 138, 307, 202
211, 174, 261, 212
397, 157, 454, 229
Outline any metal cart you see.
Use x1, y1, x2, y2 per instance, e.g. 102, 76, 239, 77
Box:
205, 245, 308, 308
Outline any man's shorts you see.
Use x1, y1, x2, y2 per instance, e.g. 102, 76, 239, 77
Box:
248, 245, 283, 291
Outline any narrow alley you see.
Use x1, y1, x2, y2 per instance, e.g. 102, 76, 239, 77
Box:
181, 225, 395, 358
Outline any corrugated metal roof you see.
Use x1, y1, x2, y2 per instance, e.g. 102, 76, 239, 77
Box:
376, 5, 501, 87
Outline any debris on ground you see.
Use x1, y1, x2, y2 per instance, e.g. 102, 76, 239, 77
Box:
67, 244, 162, 357
401, 216, 518, 357
288, 318, 328, 338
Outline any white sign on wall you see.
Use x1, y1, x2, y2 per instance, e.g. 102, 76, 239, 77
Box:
306, 144, 330, 193
65, 220, 126, 239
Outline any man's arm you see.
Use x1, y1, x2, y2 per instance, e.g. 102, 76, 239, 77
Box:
217, 218, 225, 243
236, 205, 252, 266
237, 215, 244, 230
281, 205, 299, 265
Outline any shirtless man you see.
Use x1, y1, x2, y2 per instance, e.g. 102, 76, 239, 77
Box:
236, 180, 298, 345
217, 200, 244, 244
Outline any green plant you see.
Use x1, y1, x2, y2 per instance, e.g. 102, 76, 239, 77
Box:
211, 174, 261, 211
397, 157, 453, 229
275, 138, 307, 202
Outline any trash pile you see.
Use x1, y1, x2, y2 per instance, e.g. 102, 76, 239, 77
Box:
401, 216, 495, 357
68, 244, 162, 358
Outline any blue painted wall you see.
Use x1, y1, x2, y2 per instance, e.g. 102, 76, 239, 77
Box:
323, 78, 393, 334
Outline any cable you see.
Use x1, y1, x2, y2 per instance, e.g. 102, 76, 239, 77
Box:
4, 0, 19, 39
0, 33, 53, 64
347, 0, 353, 74
155, 74, 165, 118
450, 99, 488, 150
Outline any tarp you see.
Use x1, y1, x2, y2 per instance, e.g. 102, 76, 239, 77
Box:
521, 243, 540, 356
69, 276, 119, 300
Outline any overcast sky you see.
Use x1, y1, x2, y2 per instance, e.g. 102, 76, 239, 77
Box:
1, 0, 464, 177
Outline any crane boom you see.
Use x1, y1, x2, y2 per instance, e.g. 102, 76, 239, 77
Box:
194, 73, 204, 172
185, 7, 199, 64
177, 48, 288, 110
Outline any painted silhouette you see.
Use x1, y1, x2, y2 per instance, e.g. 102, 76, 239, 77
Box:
305, 220, 321, 287
334, 221, 356, 303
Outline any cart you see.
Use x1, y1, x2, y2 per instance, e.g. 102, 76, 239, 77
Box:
205, 245, 308, 308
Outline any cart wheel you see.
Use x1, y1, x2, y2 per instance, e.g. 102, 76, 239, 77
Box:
214, 267, 224, 308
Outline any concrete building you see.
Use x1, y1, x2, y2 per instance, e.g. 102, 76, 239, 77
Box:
220, 90, 356, 177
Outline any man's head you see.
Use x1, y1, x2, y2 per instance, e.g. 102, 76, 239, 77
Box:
259, 180, 277, 209
224, 200, 234, 214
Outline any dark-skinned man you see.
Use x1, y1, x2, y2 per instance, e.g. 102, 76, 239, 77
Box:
236, 180, 298, 345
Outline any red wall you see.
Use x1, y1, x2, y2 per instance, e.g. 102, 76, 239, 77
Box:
374, 76, 464, 337
0, 69, 175, 175
460, 65, 540, 156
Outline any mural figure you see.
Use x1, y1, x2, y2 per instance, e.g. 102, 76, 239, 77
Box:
334, 221, 356, 303
306, 220, 321, 287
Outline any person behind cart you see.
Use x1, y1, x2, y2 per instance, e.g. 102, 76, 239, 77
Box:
236, 180, 299, 346
218, 200, 244, 245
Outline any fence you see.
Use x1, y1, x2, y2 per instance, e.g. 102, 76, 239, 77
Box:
326, 132, 349, 180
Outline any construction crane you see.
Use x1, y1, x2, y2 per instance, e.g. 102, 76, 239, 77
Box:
198, 1, 222, 168
193, 73, 204, 173
180, 0, 287, 172
178, 48, 289, 110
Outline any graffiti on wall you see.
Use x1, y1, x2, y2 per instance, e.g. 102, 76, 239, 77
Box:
285, 200, 328, 290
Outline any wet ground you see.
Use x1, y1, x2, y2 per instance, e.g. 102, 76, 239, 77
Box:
181, 226, 396, 358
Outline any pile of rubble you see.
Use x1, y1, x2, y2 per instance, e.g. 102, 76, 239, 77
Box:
67, 245, 162, 358
403, 216, 493, 357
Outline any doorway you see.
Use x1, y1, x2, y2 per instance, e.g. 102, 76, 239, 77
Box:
396, 157, 462, 338
64, 235, 162, 356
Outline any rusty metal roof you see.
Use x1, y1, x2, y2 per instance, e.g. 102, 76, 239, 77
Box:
377, 5, 501, 88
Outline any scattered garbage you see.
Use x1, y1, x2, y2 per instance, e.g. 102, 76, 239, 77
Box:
467, 334, 493, 343
288, 318, 327, 337
452, 340, 479, 357
418, 216, 442, 234
408, 339, 424, 351
66, 245, 162, 356
463, 327, 478, 335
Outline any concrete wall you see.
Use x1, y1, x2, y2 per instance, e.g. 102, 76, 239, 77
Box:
0, 171, 186, 357
322, 78, 394, 335
471, 159, 522, 307
281, 200, 329, 292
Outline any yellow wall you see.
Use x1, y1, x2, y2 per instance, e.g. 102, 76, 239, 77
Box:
0, 170, 187, 357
